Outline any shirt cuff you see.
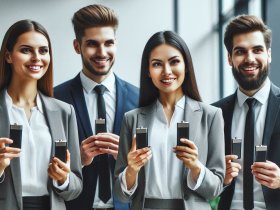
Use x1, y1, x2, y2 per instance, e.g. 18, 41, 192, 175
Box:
187, 161, 206, 190
120, 167, 138, 195
53, 173, 70, 190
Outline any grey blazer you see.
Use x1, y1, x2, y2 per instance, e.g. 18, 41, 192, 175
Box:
0, 90, 83, 210
114, 96, 225, 210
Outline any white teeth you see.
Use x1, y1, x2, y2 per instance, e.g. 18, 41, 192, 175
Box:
242, 66, 258, 71
29, 66, 41, 70
161, 79, 175, 83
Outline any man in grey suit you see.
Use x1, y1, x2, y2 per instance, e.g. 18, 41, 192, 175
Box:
213, 15, 280, 210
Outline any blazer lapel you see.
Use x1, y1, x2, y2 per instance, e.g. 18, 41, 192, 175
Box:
113, 75, 126, 134
221, 94, 236, 155
71, 75, 93, 137
136, 103, 155, 185
262, 84, 280, 146
40, 94, 64, 155
184, 97, 202, 143
0, 90, 22, 205
0, 91, 10, 141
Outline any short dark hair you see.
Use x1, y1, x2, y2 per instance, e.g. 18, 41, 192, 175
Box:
224, 15, 272, 55
139, 31, 202, 107
0, 19, 53, 96
72, 4, 119, 42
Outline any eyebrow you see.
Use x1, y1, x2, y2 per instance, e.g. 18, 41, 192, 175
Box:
151, 55, 180, 62
233, 45, 264, 51
85, 39, 115, 43
19, 44, 49, 48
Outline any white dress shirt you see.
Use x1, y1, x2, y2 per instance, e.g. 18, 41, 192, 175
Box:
120, 96, 206, 209
230, 78, 270, 210
5, 90, 68, 196
80, 71, 116, 208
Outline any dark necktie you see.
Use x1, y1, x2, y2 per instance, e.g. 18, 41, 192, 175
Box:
243, 98, 257, 210
94, 85, 111, 203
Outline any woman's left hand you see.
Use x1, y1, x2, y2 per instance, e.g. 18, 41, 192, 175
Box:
174, 139, 201, 181
48, 150, 70, 185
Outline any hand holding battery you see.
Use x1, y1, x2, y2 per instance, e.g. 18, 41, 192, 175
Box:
224, 154, 242, 185
80, 119, 119, 165
0, 138, 21, 175
252, 160, 280, 189
175, 139, 200, 178
126, 135, 152, 190
48, 150, 70, 185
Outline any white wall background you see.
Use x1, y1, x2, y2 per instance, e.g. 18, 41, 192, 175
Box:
0, 0, 234, 103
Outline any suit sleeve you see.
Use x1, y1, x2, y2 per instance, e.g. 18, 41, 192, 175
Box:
54, 105, 83, 200
114, 113, 135, 202
193, 108, 225, 199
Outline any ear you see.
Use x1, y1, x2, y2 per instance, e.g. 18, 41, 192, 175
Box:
227, 52, 233, 66
5, 51, 12, 64
73, 39, 81, 54
267, 48, 272, 63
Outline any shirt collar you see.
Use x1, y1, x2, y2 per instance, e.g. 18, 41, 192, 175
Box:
5, 89, 43, 113
156, 95, 185, 110
237, 78, 271, 107
80, 70, 116, 94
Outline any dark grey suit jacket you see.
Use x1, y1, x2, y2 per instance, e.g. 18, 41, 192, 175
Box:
0, 90, 83, 210
114, 96, 225, 210
213, 83, 280, 210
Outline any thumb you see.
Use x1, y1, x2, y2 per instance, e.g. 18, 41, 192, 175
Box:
130, 134, 137, 152
66, 150, 70, 165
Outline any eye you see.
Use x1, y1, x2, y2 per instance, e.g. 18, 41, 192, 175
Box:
170, 59, 180, 65
253, 48, 263, 54
234, 49, 245, 55
39, 47, 49, 55
151, 62, 162, 68
20, 47, 31, 54
105, 40, 115, 47
86, 40, 98, 47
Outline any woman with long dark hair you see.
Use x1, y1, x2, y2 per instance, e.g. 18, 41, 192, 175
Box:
114, 31, 225, 210
0, 20, 82, 210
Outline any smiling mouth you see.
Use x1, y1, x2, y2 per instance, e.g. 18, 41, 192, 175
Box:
160, 78, 176, 84
92, 57, 110, 65
241, 66, 259, 71
28, 65, 42, 71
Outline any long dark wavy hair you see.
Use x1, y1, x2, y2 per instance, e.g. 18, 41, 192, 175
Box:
0, 19, 53, 96
139, 31, 201, 107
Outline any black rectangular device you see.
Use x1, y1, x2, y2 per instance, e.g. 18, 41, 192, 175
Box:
177, 121, 189, 146
255, 145, 267, 162
95, 119, 106, 134
231, 137, 242, 159
9, 124, 23, 149
136, 127, 148, 149
55, 139, 67, 162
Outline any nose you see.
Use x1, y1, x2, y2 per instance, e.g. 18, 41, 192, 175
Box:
245, 51, 255, 63
31, 51, 40, 62
163, 63, 172, 75
96, 45, 106, 57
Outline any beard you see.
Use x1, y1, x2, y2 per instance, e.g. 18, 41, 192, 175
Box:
232, 64, 269, 91
82, 55, 114, 76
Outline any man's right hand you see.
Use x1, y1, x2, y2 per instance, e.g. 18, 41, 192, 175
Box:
224, 154, 242, 185
80, 135, 104, 166
0, 138, 21, 175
